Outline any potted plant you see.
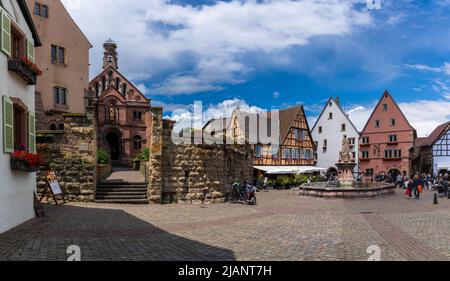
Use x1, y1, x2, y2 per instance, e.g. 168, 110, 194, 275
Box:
20, 57, 43, 76
10, 147, 43, 172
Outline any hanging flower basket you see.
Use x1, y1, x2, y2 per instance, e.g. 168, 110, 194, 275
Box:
10, 150, 42, 172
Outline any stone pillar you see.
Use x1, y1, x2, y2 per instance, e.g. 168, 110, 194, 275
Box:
147, 107, 164, 204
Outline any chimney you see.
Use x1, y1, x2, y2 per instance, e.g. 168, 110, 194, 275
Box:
335, 97, 341, 107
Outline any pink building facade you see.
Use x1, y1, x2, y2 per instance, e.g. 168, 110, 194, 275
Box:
359, 91, 416, 178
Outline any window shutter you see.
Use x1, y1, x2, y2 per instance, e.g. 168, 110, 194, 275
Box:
27, 40, 35, 62
28, 112, 36, 153
1, 11, 11, 57
2, 96, 14, 153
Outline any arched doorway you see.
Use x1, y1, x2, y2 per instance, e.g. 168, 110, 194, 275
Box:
388, 169, 401, 180
106, 132, 121, 161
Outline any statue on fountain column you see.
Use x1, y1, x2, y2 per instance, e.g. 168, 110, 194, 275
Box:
339, 135, 352, 163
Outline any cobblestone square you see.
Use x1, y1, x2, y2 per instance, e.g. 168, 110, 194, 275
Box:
0, 190, 449, 261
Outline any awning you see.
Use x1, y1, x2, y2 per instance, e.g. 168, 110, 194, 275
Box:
254, 166, 327, 175
437, 163, 450, 171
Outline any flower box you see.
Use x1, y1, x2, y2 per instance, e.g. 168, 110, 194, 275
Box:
10, 150, 42, 172
10, 158, 38, 172
7, 58, 43, 85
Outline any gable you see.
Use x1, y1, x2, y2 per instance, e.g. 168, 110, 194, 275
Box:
90, 66, 150, 103
25, 0, 90, 48
98, 86, 127, 103
312, 98, 360, 135
361, 91, 415, 134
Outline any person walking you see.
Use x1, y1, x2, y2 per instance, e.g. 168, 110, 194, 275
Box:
413, 175, 421, 200
406, 177, 413, 199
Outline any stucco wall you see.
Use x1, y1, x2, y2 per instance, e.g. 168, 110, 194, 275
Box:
0, 1, 37, 233
25, 0, 91, 118
312, 99, 360, 174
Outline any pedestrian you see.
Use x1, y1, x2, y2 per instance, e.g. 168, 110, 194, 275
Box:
413, 175, 421, 199
406, 178, 413, 199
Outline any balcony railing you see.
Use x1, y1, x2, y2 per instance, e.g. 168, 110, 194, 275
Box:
8, 59, 37, 85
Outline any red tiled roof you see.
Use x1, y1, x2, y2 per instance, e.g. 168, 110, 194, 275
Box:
416, 121, 450, 147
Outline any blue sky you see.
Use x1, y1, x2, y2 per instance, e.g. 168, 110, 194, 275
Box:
65, 0, 450, 136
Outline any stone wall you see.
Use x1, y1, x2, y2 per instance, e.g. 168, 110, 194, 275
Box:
36, 107, 97, 202
148, 118, 254, 204
35, 92, 65, 131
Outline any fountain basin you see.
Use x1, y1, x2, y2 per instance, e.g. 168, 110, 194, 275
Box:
298, 182, 396, 199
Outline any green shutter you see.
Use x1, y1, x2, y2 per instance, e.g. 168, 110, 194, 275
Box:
27, 40, 35, 62
1, 11, 11, 57
28, 112, 36, 154
2, 96, 14, 153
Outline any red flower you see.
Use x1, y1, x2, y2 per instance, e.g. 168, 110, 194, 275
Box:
11, 150, 43, 168
20, 57, 43, 76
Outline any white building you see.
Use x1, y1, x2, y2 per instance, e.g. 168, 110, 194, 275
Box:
311, 98, 360, 176
0, 0, 41, 233
430, 122, 450, 174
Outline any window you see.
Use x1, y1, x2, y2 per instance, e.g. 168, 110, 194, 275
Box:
304, 149, 312, 160
329, 102, 333, 107
53, 87, 67, 105
293, 129, 300, 141
352, 152, 356, 159
133, 135, 142, 150
2, 96, 36, 154
385, 149, 402, 159
318, 126, 322, 134
323, 139, 328, 149
365, 169, 374, 177
13, 105, 26, 149
115, 78, 120, 89
341, 124, 346, 132
301, 130, 307, 142
328, 112, 333, 120
349, 138, 356, 145
382, 104, 388, 111
388, 135, 397, 142
122, 83, 127, 96
361, 151, 369, 158
51, 45, 65, 64
133, 111, 142, 120
361, 137, 370, 144
292, 148, 300, 159
283, 148, 292, 159
390, 119, 396, 127
34, 3, 48, 18
58, 123, 64, 130
375, 120, 380, 128
255, 145, 263, 158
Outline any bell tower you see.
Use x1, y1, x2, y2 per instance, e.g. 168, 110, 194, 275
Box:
103, 39, 119, 69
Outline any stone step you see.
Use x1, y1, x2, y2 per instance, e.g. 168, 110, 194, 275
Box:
96, 188, 147, 193
96, 191, 147, 196
98, 182, 147, 187
95, 199, 149, 204
96, 194, 147, 200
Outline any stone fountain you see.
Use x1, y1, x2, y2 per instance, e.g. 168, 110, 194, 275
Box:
335, 135, 357, 187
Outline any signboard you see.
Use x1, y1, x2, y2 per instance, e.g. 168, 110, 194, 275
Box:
49, 181, 63, 195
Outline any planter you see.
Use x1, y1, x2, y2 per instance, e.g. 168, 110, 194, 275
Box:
11, 158, 38, 172
8, 59, 37, 85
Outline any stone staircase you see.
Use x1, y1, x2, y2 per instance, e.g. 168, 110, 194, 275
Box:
96, 181, 148, 204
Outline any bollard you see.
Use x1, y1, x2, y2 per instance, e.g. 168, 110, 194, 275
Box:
433, 194, 438, 205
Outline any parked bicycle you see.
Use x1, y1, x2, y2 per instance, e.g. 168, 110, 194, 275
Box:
229, 182, 257, 205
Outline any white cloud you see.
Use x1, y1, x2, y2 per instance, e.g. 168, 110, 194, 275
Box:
273, 91, 280, 98
64, 0, 372, 95
346, 100, 450, 137
405, 63, 450, 75
165, 98, 264, 132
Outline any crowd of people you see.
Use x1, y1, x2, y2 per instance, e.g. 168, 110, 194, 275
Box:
396, 172, 449, 200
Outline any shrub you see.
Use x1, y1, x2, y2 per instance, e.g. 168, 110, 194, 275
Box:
276, 175, 292, 187
293, 174, 308, 185
97, 149, 109, 165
